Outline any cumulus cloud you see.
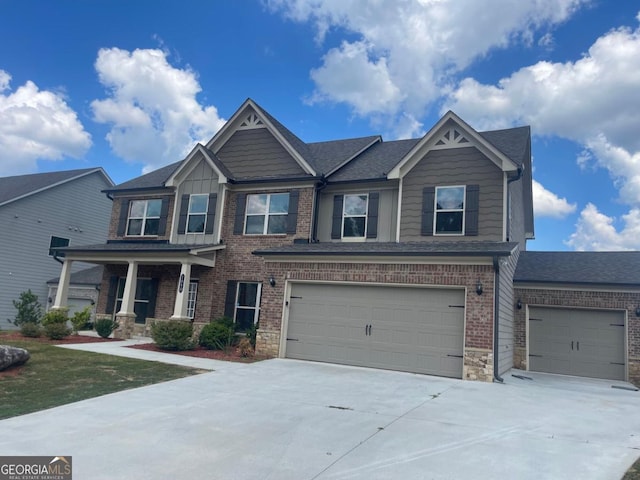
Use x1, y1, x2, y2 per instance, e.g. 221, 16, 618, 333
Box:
0, 70, 91, 175
566, 203, 640, 251
532, 179, 576, 218
91, 48, 226, 173
269, 0, 586, 136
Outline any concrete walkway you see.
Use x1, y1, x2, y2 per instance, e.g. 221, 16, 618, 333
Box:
1, 341, 639, 480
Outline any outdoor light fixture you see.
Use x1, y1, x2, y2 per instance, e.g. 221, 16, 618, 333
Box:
476, 279, 483, 296
516, 299, 522, 310
635, 306, 640, 317
269, 275, 276, 288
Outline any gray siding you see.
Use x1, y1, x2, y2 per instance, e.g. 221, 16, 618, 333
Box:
497, 247, 519, 375
174, 159, 222, 244
0, 172, 112, 326
400, 147, 504, 242
216, 128, 306, 179
316, 183, 398, 242
508, 176, 526, 248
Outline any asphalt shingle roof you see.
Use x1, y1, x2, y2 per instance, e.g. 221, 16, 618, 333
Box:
514, 251, 640, 286
307, 136, 381, 175
480, 126, 530, 166
57, 242, 214, 253
105, 161, 181, 192
47, 266, 104, 285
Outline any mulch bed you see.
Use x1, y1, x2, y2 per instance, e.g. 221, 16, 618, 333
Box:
0, 332, 118, 345
127, 342, 264, 363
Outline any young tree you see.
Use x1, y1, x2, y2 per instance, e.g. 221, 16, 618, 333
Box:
10, 290, 43, 326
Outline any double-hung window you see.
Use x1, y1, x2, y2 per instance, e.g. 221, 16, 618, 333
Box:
245, 193, 289, 235
187, 194, 208, 233
127, 199, 162, 236
434, 186, 465, 235
186, 280, 198, 319
343, 194, 368, 238
234, 282, 261, 332
48, 236, 69, 257
114, 278, 153, 324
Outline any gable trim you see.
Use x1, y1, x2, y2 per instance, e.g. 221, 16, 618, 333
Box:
165, 144, 229, 187
324, 136, 383, 177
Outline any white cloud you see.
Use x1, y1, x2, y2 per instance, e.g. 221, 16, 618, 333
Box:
0, 70, 91, 176
532, 179, 576, 218
269, 0, 586, 136
566, 203, 640, 251
91, 48, 226, 173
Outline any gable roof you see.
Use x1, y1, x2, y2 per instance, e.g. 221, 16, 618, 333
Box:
0, 168, 114, 207
307, 136, 381, 176
47, 265, 104, 286
105, 161, 182, 193
164, 144, 233, 187
514, 251, 640, 287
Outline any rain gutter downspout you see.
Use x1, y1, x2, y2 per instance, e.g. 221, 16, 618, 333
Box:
493, 255, 504, 383
311, 175, 328, 242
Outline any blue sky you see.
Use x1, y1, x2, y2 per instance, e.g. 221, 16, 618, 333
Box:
1, 1, 639, 251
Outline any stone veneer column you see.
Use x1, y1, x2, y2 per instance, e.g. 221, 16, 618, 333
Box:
463, 348, 494, 381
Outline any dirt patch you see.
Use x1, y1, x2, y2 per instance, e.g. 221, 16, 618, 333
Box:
127, 342, 265, 363
0, 365, 26, 378
0, 332, 118, 345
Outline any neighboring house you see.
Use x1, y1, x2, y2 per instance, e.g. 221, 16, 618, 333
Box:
47, 265, 103, 321
52, 99, 639, 385
0, 168, 114, 326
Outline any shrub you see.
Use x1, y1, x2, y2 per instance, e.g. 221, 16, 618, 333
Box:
237, 337, 254, 357
151, 320, 194, 351
10, 290, 42, 326
70, 306, 92, 333
44, 322, 71, 340
246, 321, 259, 348
42, 308, 69, 326
20, 322, 42, 338
199, 322, 234, 350
215, 316, 235, 330
95, 318, 119, 339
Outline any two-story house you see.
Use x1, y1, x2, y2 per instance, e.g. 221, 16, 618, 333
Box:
52, 99, 640, 385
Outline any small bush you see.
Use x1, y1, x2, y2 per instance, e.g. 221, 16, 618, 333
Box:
237, 337, 254, 357
11, 290, 43, 326
95, 318, 119, 338
42, 308, 69, 326
151, 320, 194, 351
20, 322, 42, 338
44, 322, 71, 340
246, 321, 259, 348
214, 316, 235, 330
199, 322, 234, 350
70, 306, 92, 333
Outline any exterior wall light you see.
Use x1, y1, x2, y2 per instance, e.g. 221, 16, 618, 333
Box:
476, 279, 483, 296
635, 307, 640, 317
269, 275, 276, 288
516, 299, 522, 310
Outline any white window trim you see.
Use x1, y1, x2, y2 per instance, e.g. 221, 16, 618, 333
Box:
342, 193, 368, 241
244, 193, 289, 236
127, 199, 162, 237
434, 185, 466, 236
187, 194, 209, 234
187, 280, 198, 319
234, 282, 262, 327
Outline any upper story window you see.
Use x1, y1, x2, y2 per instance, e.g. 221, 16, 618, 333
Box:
343, 194, 368, 238
127, 199, 163, 236
434, 186, 465, 235
245, 193, 289, 235
48, 236, 69, 257
187, 194, 208, 233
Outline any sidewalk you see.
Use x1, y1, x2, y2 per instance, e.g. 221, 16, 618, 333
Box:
57, 335, 247, 371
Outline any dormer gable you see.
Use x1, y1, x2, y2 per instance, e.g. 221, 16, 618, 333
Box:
165, 144, 230, 187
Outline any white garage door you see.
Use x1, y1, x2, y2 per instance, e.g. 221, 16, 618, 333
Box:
285, 283, 465, 378
529, 306, 625, 381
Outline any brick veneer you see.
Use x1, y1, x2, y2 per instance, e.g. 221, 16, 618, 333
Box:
514, 287, 640, 386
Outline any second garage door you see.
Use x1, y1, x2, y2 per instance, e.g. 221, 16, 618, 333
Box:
529, 306, 626, 380
285, 283, 465, 378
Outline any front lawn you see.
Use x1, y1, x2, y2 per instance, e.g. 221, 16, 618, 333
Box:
0, 337, 202, 420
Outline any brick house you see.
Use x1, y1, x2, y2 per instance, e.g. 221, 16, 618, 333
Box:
52, 99, 640, 384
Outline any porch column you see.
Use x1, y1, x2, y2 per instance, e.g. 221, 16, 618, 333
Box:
171, 262, 192, 320
118, 261, 139, 315
51, 259, 73, 310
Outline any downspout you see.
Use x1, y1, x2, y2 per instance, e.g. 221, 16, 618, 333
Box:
311, 175, 328, 242
53, 252, 64, 265
493, 256, 504, 383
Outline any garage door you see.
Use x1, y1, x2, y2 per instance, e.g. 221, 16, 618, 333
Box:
529, 307, 625, 380
285, 283, 465, 378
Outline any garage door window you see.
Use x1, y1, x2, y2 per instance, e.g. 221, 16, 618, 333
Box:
235, 282, 261, 332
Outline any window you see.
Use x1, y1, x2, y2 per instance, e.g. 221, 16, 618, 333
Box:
48, 236, 69, 256
127, 199, 163, 236
114, 278, 154, 324
435, 186, 465, 235
244, 193, 289, 235
343, 194, 368, 238
186, 280, 198, 319
234, 282, 261, 332
187, 194, 208, 233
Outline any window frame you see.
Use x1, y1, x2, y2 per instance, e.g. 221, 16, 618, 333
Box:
342, 193, 368, 240
244, 193, 289, 235
186, 280, 198, 319
48, 236, 69, 257
126, 199, 163, 237
114, 277, 153, 324
186, 194, 209, 234
234, 282, 262, 332
434, 185, 466, 236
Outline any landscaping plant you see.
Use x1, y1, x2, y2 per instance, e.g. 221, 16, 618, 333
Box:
199, 318, 235, 350
10, 290, 42, 327
70, 306, 92, 334
41, 308, 71, 340
94, 318, 119, 338
151, 320, 194, 351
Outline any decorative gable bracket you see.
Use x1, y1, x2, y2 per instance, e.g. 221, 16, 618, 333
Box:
433, 127, 470, 149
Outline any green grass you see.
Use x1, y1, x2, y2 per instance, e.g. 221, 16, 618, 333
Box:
0, 338, 202, 420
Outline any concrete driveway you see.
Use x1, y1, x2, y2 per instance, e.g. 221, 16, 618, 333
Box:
0, 358, 638, 480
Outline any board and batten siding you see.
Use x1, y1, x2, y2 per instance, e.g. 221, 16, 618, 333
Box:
497, 247, 518, 375
0, 171, 112, 326
316, 184, 398, 242
400, 147, 504, 242
174, 159, 222, 244
216, 128, 307, 179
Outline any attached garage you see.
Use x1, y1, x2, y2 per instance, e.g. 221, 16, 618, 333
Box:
528, 306, 626, 381
284, 282, 465, 378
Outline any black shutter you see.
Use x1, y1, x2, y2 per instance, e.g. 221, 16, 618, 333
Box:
158, 198, 170, 236
224, 280, 238, 319
105, 276, 119, 314
331, 195, 344, 239
177, 194, 189, 234
205, 193, 217, 235
421, 187, 435, 236
147, 278, 159, 318
233, 193, 247, 235
465, 184, 480, 236
286, 190, 299, 234
366, 192, 379, 239
117, 199, 130, 236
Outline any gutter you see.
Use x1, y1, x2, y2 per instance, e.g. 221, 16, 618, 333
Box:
493, 256, 504, 383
